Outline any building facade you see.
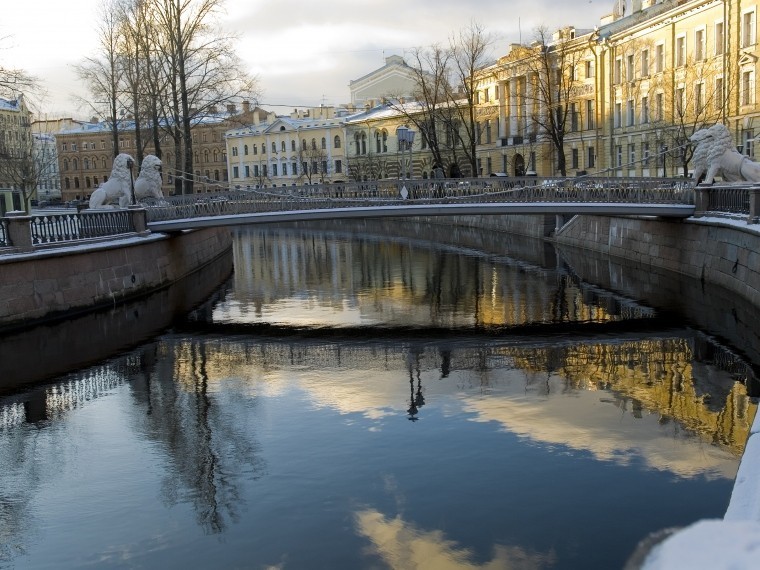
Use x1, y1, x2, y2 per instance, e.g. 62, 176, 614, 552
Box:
226, 106, 351, 187
0, 95, 32, 212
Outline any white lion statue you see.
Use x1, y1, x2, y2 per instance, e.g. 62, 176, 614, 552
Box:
689, 127, 711, 183
134, 154, 164, 202
690, 123, 760, 184
88, 153, 135, 208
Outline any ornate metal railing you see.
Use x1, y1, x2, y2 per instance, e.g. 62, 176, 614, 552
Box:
703, 184, 751, 216
144, 176, 695, 223
0, 218, 9, 247
28, 210, 137, 246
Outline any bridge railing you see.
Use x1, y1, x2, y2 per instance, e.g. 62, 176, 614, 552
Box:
144, 176, 695, 223
1, 209, 143, 252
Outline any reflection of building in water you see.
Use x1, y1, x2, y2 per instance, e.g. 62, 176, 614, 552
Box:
227, 227, 653, 328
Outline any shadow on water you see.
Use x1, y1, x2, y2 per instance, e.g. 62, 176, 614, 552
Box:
0, 249, 234, 395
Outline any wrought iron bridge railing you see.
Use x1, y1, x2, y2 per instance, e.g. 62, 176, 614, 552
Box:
143, 176, 696, 223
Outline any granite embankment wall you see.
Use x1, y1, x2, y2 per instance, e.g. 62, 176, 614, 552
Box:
0, 227, 232, 331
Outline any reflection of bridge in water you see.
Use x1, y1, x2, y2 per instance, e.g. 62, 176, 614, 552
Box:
143, 177, 695, 232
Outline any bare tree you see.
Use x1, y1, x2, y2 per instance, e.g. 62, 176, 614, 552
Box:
651, 55, 729, 177
524, 26, 587, 176
73, 0, 127, 157
445, 21, 496, 177
150, 0, 257, 194
0, 101, 57, 212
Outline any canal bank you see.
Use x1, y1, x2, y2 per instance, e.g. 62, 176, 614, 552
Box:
442, 212, 760, 569
0, 226, 232, 332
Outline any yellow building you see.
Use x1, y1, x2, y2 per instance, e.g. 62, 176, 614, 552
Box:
226, 106, 351, 187
469, 0, 760, 178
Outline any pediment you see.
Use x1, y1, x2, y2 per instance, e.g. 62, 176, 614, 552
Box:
739, 52, 758, 66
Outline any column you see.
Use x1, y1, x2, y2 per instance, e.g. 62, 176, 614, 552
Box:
509, 80, 518, 138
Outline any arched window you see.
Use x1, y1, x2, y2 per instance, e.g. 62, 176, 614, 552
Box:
375, 131, 382, 154
93, 177, 99, 186
253, 144, 257, 155
204, 149, 209, 163
74, 177, 80, 189
261, 143, 266, 154
213, 149, 218, 162
355, 133, 361, 156
102, 158, 107, 169
63, 159, 69, 171
382, 130, 388, 152
214, 170, 219, 181
83, 158, 89, 170
272, 142, 277, 153
73, 158, 78, 170
361, 133, 367, 155
321, 137, 326, 149
281, 141, 286, 152
291, 140, 296, 151
243, 145, 248, 155
65, 178, 70, 189
302, 139, 307, 150
334, 135, 341, 149
311, 138, 317, 150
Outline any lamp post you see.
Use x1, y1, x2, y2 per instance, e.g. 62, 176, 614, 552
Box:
396, 126, 415, 198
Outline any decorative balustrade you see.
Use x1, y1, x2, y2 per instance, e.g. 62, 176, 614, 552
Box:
4, 176, 760, 253
144, 176, 695, 223
0, 218, 8, 247
1, 209, 143, 252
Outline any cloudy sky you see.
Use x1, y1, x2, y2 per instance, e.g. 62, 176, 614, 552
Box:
1, 0, 608, 118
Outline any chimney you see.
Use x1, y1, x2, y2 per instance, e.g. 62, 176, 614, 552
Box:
242, 100, 251, 114
226, 103, 236, 115
253, 110, 260, 126
90, 116, 99, 124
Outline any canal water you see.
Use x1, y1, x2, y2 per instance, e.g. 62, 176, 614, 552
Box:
1, 221, 757, 570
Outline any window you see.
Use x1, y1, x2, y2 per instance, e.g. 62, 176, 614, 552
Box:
292, 162, 297, 174
744, 129, 755, 157
676, 87, 685, 114
743, 9, 756, 48
614, 57, 622, 84
571, 148, 579, 170
244, 144, 248, 155
695, 82, 704, 114
641, 49, 649, 77
334, 135, 341, 148
742, 69, 755, 106
335, 159, 342, 173
616, 145, 622, 168
244, 165, 250, 177
641, 96, 649, 124
676, 35, 686, 67
254, 165, 259, 177
233, 166, 239, 178
627, 100, 635, 126
628, 143, 636, 168
715, 21, 725, 56
643, 142, 650, 166
272, 164, 278, 176
253, 144, 257, 155
715, 76, 724, 111
586, 100, 595, 130
281, 141, 286, 152
614, 102, 622, 128
655, 43, 665, 73
292, 140, 296, 151
311, 138, 316, 150
272, 142, 277, 153
656, 92, 664, 121
585, 60, 595, 78
321, 160, 327, 174
570, 103, 578, 132
626, 54, 634, 81
282, 163, 288, 176
695, 28, 705, 61
62, 143, 68, 151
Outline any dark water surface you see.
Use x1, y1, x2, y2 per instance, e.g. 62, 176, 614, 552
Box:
1, 222, 757, 569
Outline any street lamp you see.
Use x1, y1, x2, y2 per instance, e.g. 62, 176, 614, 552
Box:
396, 126, 415, 198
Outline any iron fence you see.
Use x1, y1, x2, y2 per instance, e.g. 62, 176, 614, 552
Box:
0, 218, 8, 247
28, 210, 136, 246
144, 176, 696, 223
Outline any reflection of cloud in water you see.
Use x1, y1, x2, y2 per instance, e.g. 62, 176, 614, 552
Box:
355, 508, 555, 570
458, 375, 737, 480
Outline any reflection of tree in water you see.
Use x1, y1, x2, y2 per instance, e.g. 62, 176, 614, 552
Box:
129, 340, 265, 535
